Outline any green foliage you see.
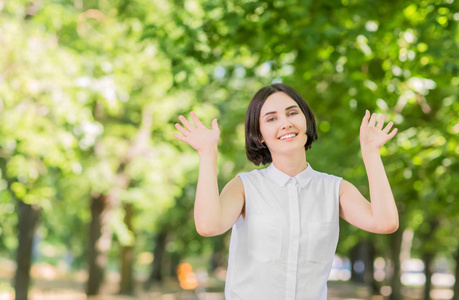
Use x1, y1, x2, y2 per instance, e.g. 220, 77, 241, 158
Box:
0, 0, 457, 284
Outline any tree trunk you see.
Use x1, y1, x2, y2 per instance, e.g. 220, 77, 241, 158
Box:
87, 193, 113, 295
210, 237, 226, 272
119, 203, 134, 294
453, 248, 459, 300
422, 252, 434, 300
14, 201, 41, 300
420, 219, 439, 300
169, 252, 180, 279
389, 227, 403, 300
148, 230, 168, 285
87, 104, 152, 294
366, 240, 377, 293
118, 105, 153, 292
349, 240, 374, 289
350, 242, 365, 283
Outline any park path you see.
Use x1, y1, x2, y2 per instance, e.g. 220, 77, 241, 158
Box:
0, 267, 445, 300
0, 275, 376, 300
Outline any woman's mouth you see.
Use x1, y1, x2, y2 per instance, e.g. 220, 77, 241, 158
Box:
279, 133, 297, 140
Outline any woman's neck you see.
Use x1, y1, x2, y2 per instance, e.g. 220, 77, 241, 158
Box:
271, 151, 308, 177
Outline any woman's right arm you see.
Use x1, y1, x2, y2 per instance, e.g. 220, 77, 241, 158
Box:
174, 112, 245, 237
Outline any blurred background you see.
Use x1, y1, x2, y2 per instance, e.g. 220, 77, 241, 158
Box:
0, 0, 458, 299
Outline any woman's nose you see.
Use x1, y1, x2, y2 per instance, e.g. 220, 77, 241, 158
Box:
281, 118, 293, 129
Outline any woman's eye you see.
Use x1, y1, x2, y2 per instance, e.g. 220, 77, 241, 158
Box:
267, 118, 275, 122
289, 111, 298, 116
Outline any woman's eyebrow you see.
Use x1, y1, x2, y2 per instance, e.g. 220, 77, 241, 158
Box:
285, 105, 299, 110
262, 105, 299, 117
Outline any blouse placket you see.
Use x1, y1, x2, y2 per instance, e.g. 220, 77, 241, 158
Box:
285, 178, 301, 299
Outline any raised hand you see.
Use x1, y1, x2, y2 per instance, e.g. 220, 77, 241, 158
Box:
173, 112, 220, 152
360, 110, 397, 153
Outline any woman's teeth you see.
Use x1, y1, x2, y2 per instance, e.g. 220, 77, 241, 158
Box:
280, 134, 296, 140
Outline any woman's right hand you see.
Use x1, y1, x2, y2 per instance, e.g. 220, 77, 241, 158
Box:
173, 112, 220, 152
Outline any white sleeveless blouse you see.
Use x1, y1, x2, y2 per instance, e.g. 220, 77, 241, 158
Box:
225, 163, 342, 300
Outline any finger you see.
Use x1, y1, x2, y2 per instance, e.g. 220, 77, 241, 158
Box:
190, 111, 204, 128
376, 114, 385, 130
178, 115, 195, 131
211, 119, 219, 130
360, 110, 370, 128
175, 123, 189, 136
387, 128, 398, 140
173, 132, 187, 142
369, 113, 377, 127
383, 121, 394, 133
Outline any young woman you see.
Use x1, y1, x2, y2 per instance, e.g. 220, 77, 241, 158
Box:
173, 83, 398, 300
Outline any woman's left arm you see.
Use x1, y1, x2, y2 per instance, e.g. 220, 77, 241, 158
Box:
339, 110, 399, 234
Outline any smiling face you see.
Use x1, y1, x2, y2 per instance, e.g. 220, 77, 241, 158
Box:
245, 83, 318, 166
259, 92, 308, 156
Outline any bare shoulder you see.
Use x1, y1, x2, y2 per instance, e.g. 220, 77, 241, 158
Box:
339, 179, 355, 197
223, 175, 245, 197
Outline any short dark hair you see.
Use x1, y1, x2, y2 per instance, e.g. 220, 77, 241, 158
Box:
245, 83, 318, 166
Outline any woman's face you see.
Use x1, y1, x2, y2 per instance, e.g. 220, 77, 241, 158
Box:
259, 92, 308, 156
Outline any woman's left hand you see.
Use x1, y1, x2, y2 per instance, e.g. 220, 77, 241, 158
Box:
360, 110, 397, 153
